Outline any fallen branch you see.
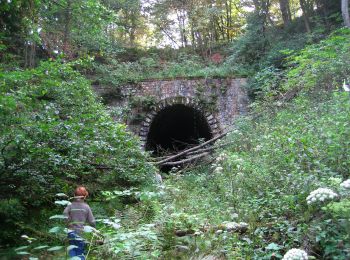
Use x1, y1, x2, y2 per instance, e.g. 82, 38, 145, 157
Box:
155, 132, 228, 165
186, 141, 234, 156
160, 152, 209, 166
174, 222, 248, 237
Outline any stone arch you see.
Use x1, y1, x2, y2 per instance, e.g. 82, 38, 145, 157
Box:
139, 96, 221, 153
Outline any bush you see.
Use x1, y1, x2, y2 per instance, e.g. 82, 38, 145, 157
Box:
248, 28, 350, 103
0, 59, 156, 243
284, 28, 350, 92
0, 199, 25, 244
92, 52, 244, 90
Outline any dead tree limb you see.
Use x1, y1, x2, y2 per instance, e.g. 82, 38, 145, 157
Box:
186, 141, 235, 156
155, 132, 228, 165
160, 152, 209, 166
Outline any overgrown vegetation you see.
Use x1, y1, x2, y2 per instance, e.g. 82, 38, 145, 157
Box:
0, 59, 156, 245
87, 29, 350, 260
91, 52, 240, 91
1, 0, 350, 259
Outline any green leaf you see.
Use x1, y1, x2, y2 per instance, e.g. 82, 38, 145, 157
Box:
56, 193, 68, 197
49, 215, 68, 220
33, 245, 49, 250
55, 200, 71, 206
17, 251, 30, 255
265, 243, 281, 250
67, 245, 79, 252
47, 246, 64, 252
83, 225, 95, 233
49, 226, 61, 233
15, 246, 29, 251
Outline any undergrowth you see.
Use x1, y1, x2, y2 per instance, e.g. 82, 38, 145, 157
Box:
5, 26, 350, 260
91, 52, 247, 90
92, 28, 350, 259
0, 59, 156, 246
96, 89, 349, 259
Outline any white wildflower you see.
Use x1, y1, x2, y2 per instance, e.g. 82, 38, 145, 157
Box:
194, 230, 203, 236
214, 166, 223, 174
306, 188, 338, 204
231, 213, 239, 219
343, 80, 350, 92
282, 248, 308, 260
254, 145, 263, 151
340, 179, 350, 189
216, 152, 227, 163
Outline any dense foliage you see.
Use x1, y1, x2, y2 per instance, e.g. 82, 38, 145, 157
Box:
249, 28, 350, 101
91, 51, 242, 92
1, 0, 350, 258
0, 60, 155, 245
87, 28, 350, 260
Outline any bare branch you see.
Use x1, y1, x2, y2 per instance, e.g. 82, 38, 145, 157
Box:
155, 131, 228, 165
160, 152, 209, 166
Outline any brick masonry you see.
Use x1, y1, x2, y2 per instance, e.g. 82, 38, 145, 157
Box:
93, 77, 249, 147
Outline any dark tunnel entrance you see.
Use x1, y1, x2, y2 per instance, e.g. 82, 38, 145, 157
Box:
145, 104, 213, 156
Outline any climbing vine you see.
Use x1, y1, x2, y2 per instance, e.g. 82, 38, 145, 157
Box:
128, 95, 157, 123
194, 84, 219, 113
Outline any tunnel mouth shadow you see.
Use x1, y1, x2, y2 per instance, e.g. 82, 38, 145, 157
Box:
145, 104, 213, 171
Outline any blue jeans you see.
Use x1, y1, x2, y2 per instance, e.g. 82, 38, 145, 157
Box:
68, 231, 85, 260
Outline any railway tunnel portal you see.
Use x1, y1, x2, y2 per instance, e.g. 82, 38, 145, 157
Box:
94, 78, 248, 156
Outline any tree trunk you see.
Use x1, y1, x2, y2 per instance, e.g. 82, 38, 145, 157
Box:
177, 11, 187, 47
300, 0, 311, 33
279, 0, 292, 26
342, 0, 350, 28
129, 12, 137, 47
225, 1, 230, 41
190, 20, 196, 48
29, 42, 36, 68
63, 0, 72, 56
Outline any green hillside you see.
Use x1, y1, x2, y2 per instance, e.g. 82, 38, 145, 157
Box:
1, 0, 350, 259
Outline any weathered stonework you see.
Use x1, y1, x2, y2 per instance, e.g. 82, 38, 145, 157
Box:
93, 77, 249, 148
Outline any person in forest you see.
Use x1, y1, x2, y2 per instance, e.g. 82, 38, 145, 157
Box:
63, 186, 95, 260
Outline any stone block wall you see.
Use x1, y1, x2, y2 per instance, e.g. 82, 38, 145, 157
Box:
93, 77, 249, 141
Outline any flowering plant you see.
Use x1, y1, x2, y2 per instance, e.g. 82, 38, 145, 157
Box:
214, 166, 223, 174
340, 179, 350, 189
215, 152, 228, 163
306, 188, 337, 204
282, 248, 308, 260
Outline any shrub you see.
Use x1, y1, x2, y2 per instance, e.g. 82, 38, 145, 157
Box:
284, 28, 350, 92
248, 28, 350, 103
0, 59, 156, 243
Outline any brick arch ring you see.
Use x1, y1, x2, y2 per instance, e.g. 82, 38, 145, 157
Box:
139, 96, 222, 149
